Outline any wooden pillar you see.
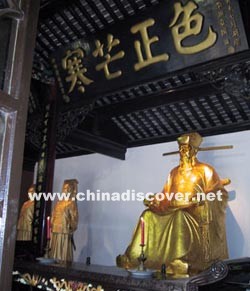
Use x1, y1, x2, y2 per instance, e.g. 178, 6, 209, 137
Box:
0, 0, 41, 290
33, 84, 58, 256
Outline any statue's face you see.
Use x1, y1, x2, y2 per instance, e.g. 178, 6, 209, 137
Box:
179, 144, 195, 161
62, 182, 76, 199
28, 186, 35, 194
62, 183, 70, 193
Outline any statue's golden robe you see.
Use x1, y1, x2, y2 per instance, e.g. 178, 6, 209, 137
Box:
50, 200, 78, 262
16, 200, 34, 241
121, 160, 228, 273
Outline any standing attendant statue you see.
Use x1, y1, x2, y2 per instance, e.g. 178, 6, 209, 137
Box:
16, 184, 36, 241
50, 179, 79, 263
117, 132, 230, 277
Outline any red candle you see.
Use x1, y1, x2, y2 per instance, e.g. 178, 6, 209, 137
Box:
47, 216, 51, 240
140, 217, 144, 245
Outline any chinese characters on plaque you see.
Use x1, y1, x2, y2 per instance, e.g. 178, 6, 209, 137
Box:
52, 0, 248, 105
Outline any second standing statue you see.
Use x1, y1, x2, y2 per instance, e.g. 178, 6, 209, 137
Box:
50, 179, 79, 263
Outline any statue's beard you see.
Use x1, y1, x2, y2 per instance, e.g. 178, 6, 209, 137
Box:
180, 154, 195, 168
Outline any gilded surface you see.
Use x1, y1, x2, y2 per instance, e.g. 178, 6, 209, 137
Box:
170, 1, 217, 54
50, 179, 79, 262
131, 18, 169, 71
16, 185, 35, 241
62, 49, 93, 94
93, 34, 125, 79
117, 133, 229, 277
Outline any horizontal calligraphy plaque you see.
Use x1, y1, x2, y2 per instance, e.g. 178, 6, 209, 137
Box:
52, 0, 248, 107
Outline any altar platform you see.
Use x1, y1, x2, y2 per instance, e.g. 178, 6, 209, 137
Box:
13, 258, 244, 291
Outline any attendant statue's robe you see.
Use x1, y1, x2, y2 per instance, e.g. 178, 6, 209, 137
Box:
16, 200, 34, 241
50, 199, 78, 262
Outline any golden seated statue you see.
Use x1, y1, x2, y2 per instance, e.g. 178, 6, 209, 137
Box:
117, 132, 229, 277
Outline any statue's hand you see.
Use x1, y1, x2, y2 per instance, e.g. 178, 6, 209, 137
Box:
144, 194, 165, 213
143, 194, 155, 207
221, 178, 231, 186
189, 196, 205, 207
145, 196, 171, 214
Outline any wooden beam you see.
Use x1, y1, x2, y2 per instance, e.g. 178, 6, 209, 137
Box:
56, 150, 92, 160
95, 82, 217, 119
78, 113, 129, 145
39, 0, 78, 19
66, 129, 127, 160
239, 0, 250, 45
128, 121, 250, 148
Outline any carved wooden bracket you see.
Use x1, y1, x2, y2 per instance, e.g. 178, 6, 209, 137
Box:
0, 0, 24, 20
187, 261, 228, 290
